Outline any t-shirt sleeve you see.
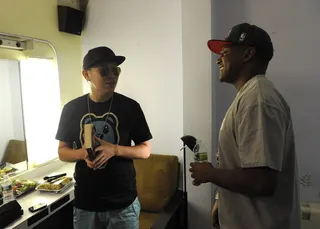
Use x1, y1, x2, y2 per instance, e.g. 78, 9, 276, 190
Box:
130, 103, 152, 145
236, 103, 287, 171
55, 104, 75, 143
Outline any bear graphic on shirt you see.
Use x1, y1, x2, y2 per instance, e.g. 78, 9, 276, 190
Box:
79, 112, 120, 169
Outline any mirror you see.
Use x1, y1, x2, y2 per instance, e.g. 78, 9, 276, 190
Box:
0, 33, 61, 176
0, 59, 27, 175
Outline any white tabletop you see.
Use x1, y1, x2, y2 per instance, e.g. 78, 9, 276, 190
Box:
5, 162, 76, 229
6, 161, 28, 174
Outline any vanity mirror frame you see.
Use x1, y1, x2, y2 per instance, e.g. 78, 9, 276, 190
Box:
0, 32, 61, 174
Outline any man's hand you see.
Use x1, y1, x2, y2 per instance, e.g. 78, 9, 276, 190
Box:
84, 154, 95, 168
93, 136, 117, 168
189, 162, 214, 185
78, 146, 95, 169
211, 200, 219, 227
81, 133, 94, 168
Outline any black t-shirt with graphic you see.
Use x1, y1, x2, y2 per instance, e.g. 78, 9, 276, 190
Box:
55, 93, 152, 211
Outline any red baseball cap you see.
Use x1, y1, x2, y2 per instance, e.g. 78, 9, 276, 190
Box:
207, 23, 273, 55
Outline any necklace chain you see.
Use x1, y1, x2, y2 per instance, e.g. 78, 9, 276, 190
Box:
87, 94, 114, 138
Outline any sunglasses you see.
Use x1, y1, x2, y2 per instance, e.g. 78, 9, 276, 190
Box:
89, 65, 121, 77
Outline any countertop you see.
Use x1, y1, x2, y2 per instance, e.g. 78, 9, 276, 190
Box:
5, 161, 76, 229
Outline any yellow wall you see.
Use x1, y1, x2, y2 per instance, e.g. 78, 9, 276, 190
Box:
0, 0, 83, 105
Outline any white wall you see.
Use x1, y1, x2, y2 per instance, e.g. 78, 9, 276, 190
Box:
82, 0, 184, 158
182, 0, 212, 228
211, 0, 320, 203
0, 59, 25, 161
82, 0, 212, 228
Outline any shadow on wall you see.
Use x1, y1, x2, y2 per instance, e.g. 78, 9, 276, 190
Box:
209, 0, 248, 223
188, 201, 211, 228
210, 0, 247, 147
271, 71, 320, 202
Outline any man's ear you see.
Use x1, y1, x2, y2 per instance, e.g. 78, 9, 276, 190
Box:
82, 69, 90, 81
243, 47, 256, 63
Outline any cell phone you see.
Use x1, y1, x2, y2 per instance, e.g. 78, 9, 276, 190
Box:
28, 203, 47, 213
84, 124, 101, 161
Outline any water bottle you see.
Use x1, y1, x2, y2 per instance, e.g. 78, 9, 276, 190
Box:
192, 140, 208, 162
1, 175, 15, 204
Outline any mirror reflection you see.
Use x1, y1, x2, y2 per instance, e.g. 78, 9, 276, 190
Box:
0, 33, 61, 176
0, 59, 27, 175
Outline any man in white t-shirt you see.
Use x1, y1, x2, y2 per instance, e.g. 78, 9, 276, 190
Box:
189, 23, 301, 229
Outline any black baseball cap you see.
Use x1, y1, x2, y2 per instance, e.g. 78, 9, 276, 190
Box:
207, 23, 273, 55
83, 46, 125, 70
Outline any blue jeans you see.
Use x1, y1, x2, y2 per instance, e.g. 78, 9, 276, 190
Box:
73, 197, 140, 229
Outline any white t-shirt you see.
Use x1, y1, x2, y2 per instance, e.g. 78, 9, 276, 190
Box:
217, 75, 301, 229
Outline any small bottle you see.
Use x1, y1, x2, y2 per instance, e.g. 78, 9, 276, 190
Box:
192, 140, 208, 162
1, 175, 15, 204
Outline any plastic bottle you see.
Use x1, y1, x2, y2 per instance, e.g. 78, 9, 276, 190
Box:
1, 175, 15, 204
192, 140, 208, 162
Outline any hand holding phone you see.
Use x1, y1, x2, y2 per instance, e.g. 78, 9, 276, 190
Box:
84, 124, 99, 161
28, 203, 47, 213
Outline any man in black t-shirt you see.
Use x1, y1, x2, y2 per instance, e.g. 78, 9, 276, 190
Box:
55, 46, 152, 229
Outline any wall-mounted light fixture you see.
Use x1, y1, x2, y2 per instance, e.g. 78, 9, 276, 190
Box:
0, 36, 33, 51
